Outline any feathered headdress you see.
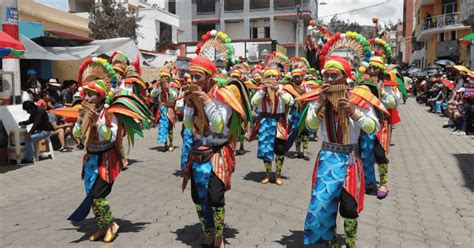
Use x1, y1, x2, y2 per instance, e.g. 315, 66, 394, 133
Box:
78, 57, 119, 91
196, 29, 233, 66
369, 38, 392, 63
290, 57, 310, 73
111, 51, 130, 66
319, 32, 372, 69
264, 52, 290, 74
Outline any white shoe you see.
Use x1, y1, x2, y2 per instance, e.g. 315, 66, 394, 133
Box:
457, 132, 467, 137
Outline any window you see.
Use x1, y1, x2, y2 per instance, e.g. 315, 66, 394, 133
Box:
442, 0, 457, 14
224, 0, 243, 11
197, 23, 216, 39
450, 31, 456, 40
250, 0, 270, 10
197, 0, 215, 14
250, 19, 270, 38
168, 0, 176, 14
274, 0, 297, 9
160, 23, 172, 43
439, 32, 445, 42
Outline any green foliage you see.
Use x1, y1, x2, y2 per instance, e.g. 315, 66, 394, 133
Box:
89, 1, 143, 42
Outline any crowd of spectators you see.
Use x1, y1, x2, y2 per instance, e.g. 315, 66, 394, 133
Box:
21, 69, 83, 157
413, 69, 474, 137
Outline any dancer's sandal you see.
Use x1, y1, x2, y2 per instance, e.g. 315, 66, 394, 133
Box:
103, 222, 119, 243
88, 229, 105, 241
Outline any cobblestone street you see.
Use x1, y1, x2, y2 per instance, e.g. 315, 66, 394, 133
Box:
1, 99, 473, 248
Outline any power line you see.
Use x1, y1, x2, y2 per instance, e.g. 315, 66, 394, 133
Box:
319, 0, 400, 18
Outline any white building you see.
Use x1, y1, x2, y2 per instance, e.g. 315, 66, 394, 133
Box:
68, 0, 179, 51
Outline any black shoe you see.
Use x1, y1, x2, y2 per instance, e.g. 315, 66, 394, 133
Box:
77, 144, 85, 149
20, 159, 34, 165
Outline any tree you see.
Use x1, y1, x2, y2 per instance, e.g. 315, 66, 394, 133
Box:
89, 1, 142, 42
328, 15, 362, 34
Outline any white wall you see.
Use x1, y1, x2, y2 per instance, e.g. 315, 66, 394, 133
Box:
225, 21, 245, 39
273, 19, 295, 43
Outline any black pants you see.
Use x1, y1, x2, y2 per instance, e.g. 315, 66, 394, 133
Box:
91, 177, 113, 200
274, 138, 286, 156
374, 138, 389, 164
191, 171, 225, 207
339, 188, 358, 219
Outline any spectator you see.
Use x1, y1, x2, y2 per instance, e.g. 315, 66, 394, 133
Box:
46, 79, 63, 108
61, 80, 78, 106
18, 101, 55, 164
47, 112, 75, 152
36, 90, 55, 110
27, 69, 42, 89
25, 78, 40, 101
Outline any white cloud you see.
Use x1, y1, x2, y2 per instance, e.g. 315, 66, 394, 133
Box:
318, 0, 403, 26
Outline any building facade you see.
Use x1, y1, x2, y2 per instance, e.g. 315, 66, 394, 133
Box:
68, 0, 179, 51
461, 0, 474, 69
402, 0, 415, 65
412, 0, 471, 68
176, 0, 317, 58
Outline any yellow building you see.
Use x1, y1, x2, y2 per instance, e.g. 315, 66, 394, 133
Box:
413, 0, 471, 68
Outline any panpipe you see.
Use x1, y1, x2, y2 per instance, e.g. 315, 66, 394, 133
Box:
262, 79, 277, 108
188, 84, 208, 135
327, 83, 350, 144
80, 101, 97, 145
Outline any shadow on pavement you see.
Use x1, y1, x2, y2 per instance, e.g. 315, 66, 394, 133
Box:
149, 146, 180, 152
0, 164, 29, 174
276, 230, 344, 248
172, 223, 238, 246
172, 169, 182, 177
243, 171, 289, 182
453, 153, 474, 192
66, 218, 150, 243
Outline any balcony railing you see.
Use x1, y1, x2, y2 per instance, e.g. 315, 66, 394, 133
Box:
421, 12, 462, 31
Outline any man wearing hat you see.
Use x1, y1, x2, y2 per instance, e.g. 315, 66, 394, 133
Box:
302, 56, 386, 247
181, 56, 251, 248
251, 68, 294, 186
47, 78, 63, 108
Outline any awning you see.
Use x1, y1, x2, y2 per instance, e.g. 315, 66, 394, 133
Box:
0, 31, 26, 58
20, 36, 144, 64
460, 33, 474, 45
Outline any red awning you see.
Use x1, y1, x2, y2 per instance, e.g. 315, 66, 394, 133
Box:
0, 31, 26, 51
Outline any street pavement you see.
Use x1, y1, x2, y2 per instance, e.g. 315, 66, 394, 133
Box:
1, 99, 473, 248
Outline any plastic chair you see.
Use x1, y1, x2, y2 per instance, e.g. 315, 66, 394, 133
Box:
34, 135, 55, 161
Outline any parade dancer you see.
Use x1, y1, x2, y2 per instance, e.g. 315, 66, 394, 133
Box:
68, 57, 153, 243
181, 56, 251, 248
361, 56, 399, 198
152, 62, 181, 152
285, 57, 312, 158
301, 56, 387, 247
252, 64, 294, 186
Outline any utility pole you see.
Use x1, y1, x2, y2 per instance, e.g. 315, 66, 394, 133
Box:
296, 0, 301, 57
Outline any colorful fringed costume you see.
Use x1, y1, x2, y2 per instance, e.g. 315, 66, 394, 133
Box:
251, 64, 294, 186
300, 57, 384, 248
285, 58, 313, 157
181, 55, 252, 245
359, 56, 399, 198
68, 57, 153, 243
151, 62, 181, 151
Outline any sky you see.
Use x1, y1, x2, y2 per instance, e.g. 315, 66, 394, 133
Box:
35, 0, 404, 26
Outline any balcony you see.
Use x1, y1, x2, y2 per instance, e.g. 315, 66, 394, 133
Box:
417, 12, 469, 41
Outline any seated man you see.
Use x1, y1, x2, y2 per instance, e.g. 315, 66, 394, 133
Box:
48, 112, 75, 152
18, 101, 55, 164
